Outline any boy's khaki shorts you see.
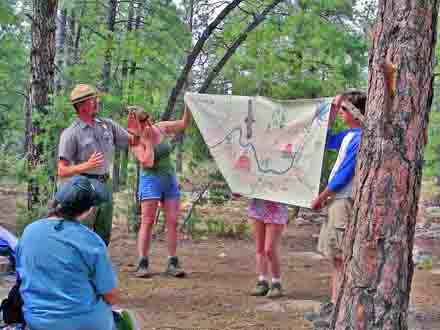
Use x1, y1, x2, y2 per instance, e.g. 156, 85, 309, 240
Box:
317, 198, 353, 259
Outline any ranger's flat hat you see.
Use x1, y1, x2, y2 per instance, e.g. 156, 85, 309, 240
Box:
70, 84, 101, 104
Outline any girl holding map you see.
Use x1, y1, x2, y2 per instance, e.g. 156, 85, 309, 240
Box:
127, 106, 191, 278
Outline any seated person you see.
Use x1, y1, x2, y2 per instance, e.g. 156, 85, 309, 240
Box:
16, 176, 121, 330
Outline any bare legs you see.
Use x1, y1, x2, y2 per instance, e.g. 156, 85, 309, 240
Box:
137, 200, 158, 258
254, 220, 268, 278
163, 199, 179, 257
252, 220, 284, 280
137, 198, 180, 258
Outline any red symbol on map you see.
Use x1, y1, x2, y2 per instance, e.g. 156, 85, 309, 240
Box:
234, 152, 251, 172
282, 144, 294, 159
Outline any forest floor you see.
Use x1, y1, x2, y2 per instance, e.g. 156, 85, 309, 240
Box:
1, 183, 440, 330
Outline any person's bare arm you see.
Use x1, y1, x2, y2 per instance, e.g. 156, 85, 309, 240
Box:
311, 187, 336, 210
103, 288, 119, 305
131, 142, 154, 168
57, 152, 104, 178
130, 125, 154, 168
128, 133, 140, 146
156, 107, 192, 136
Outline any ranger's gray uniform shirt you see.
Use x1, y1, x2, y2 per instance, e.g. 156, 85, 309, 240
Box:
58, 118, 129, 175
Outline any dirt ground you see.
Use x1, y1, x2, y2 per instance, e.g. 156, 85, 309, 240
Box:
1, 185, 440, 330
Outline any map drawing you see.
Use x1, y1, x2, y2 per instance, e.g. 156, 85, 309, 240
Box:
184, 93, 332, 208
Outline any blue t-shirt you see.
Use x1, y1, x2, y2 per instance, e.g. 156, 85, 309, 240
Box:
16, 218, 117, 330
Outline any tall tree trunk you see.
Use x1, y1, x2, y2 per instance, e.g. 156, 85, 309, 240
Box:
334, 1, 439, 330
129, 0, 144, 231
65, 10, 75, 67
64, 9, 76, 90
118, 0, 136, 188
101, 0, 119, 190
175, 0, 195, 174
73, 3, 86, 65
102, 0, 117, 91
55, 8, 67, 93
27, 0, 58, 209
23, 82, 31, 160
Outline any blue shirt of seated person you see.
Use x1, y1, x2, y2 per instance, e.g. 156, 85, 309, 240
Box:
16, 176, 117, 330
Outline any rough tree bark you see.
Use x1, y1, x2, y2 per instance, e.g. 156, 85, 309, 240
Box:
27, 0, 58, 209
333, 1, 439, 330
162, 0, 245, 120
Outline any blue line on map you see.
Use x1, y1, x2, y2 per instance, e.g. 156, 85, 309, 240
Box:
209, 126, 296, 175
207, 101, 330, 177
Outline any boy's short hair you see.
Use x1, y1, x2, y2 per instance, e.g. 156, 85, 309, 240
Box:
342, 90, 367, 115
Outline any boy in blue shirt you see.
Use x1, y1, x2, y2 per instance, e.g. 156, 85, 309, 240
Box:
306, 91, 366, 326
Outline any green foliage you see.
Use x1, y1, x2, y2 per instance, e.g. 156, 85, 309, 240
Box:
6, 0, 191, 211
184, 211, 202, 236
16, 199, 48, 236
207, 186, 230, 205
185, 211, 250, 239
219, 0, 367, 99
0, 0, 27, 158
1, 0, 372, 228
0, 0, 17, 26
424, 29, 440, 180
424, 99, 440, 178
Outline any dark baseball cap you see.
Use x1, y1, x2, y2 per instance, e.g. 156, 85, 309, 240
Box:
54, 176, 109, 217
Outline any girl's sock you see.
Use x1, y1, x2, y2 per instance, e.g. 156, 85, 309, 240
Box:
258, 274, 268, 282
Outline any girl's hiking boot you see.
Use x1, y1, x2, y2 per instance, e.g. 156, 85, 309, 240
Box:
250, 280, 269, 296
266, 282, 283, 298
165, 256, 185, 277
135, 257, 149, 278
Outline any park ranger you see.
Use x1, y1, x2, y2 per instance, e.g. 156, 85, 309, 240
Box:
57, 84, 137, 245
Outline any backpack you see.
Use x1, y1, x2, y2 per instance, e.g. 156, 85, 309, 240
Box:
113, 310, 138, 330
0, 279, 25, 325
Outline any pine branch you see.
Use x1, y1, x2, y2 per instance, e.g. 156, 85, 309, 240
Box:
161, 0, 246, 121
199, 0, 286, 93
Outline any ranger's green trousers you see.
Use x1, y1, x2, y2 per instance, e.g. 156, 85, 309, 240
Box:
82, 180, 113, 246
